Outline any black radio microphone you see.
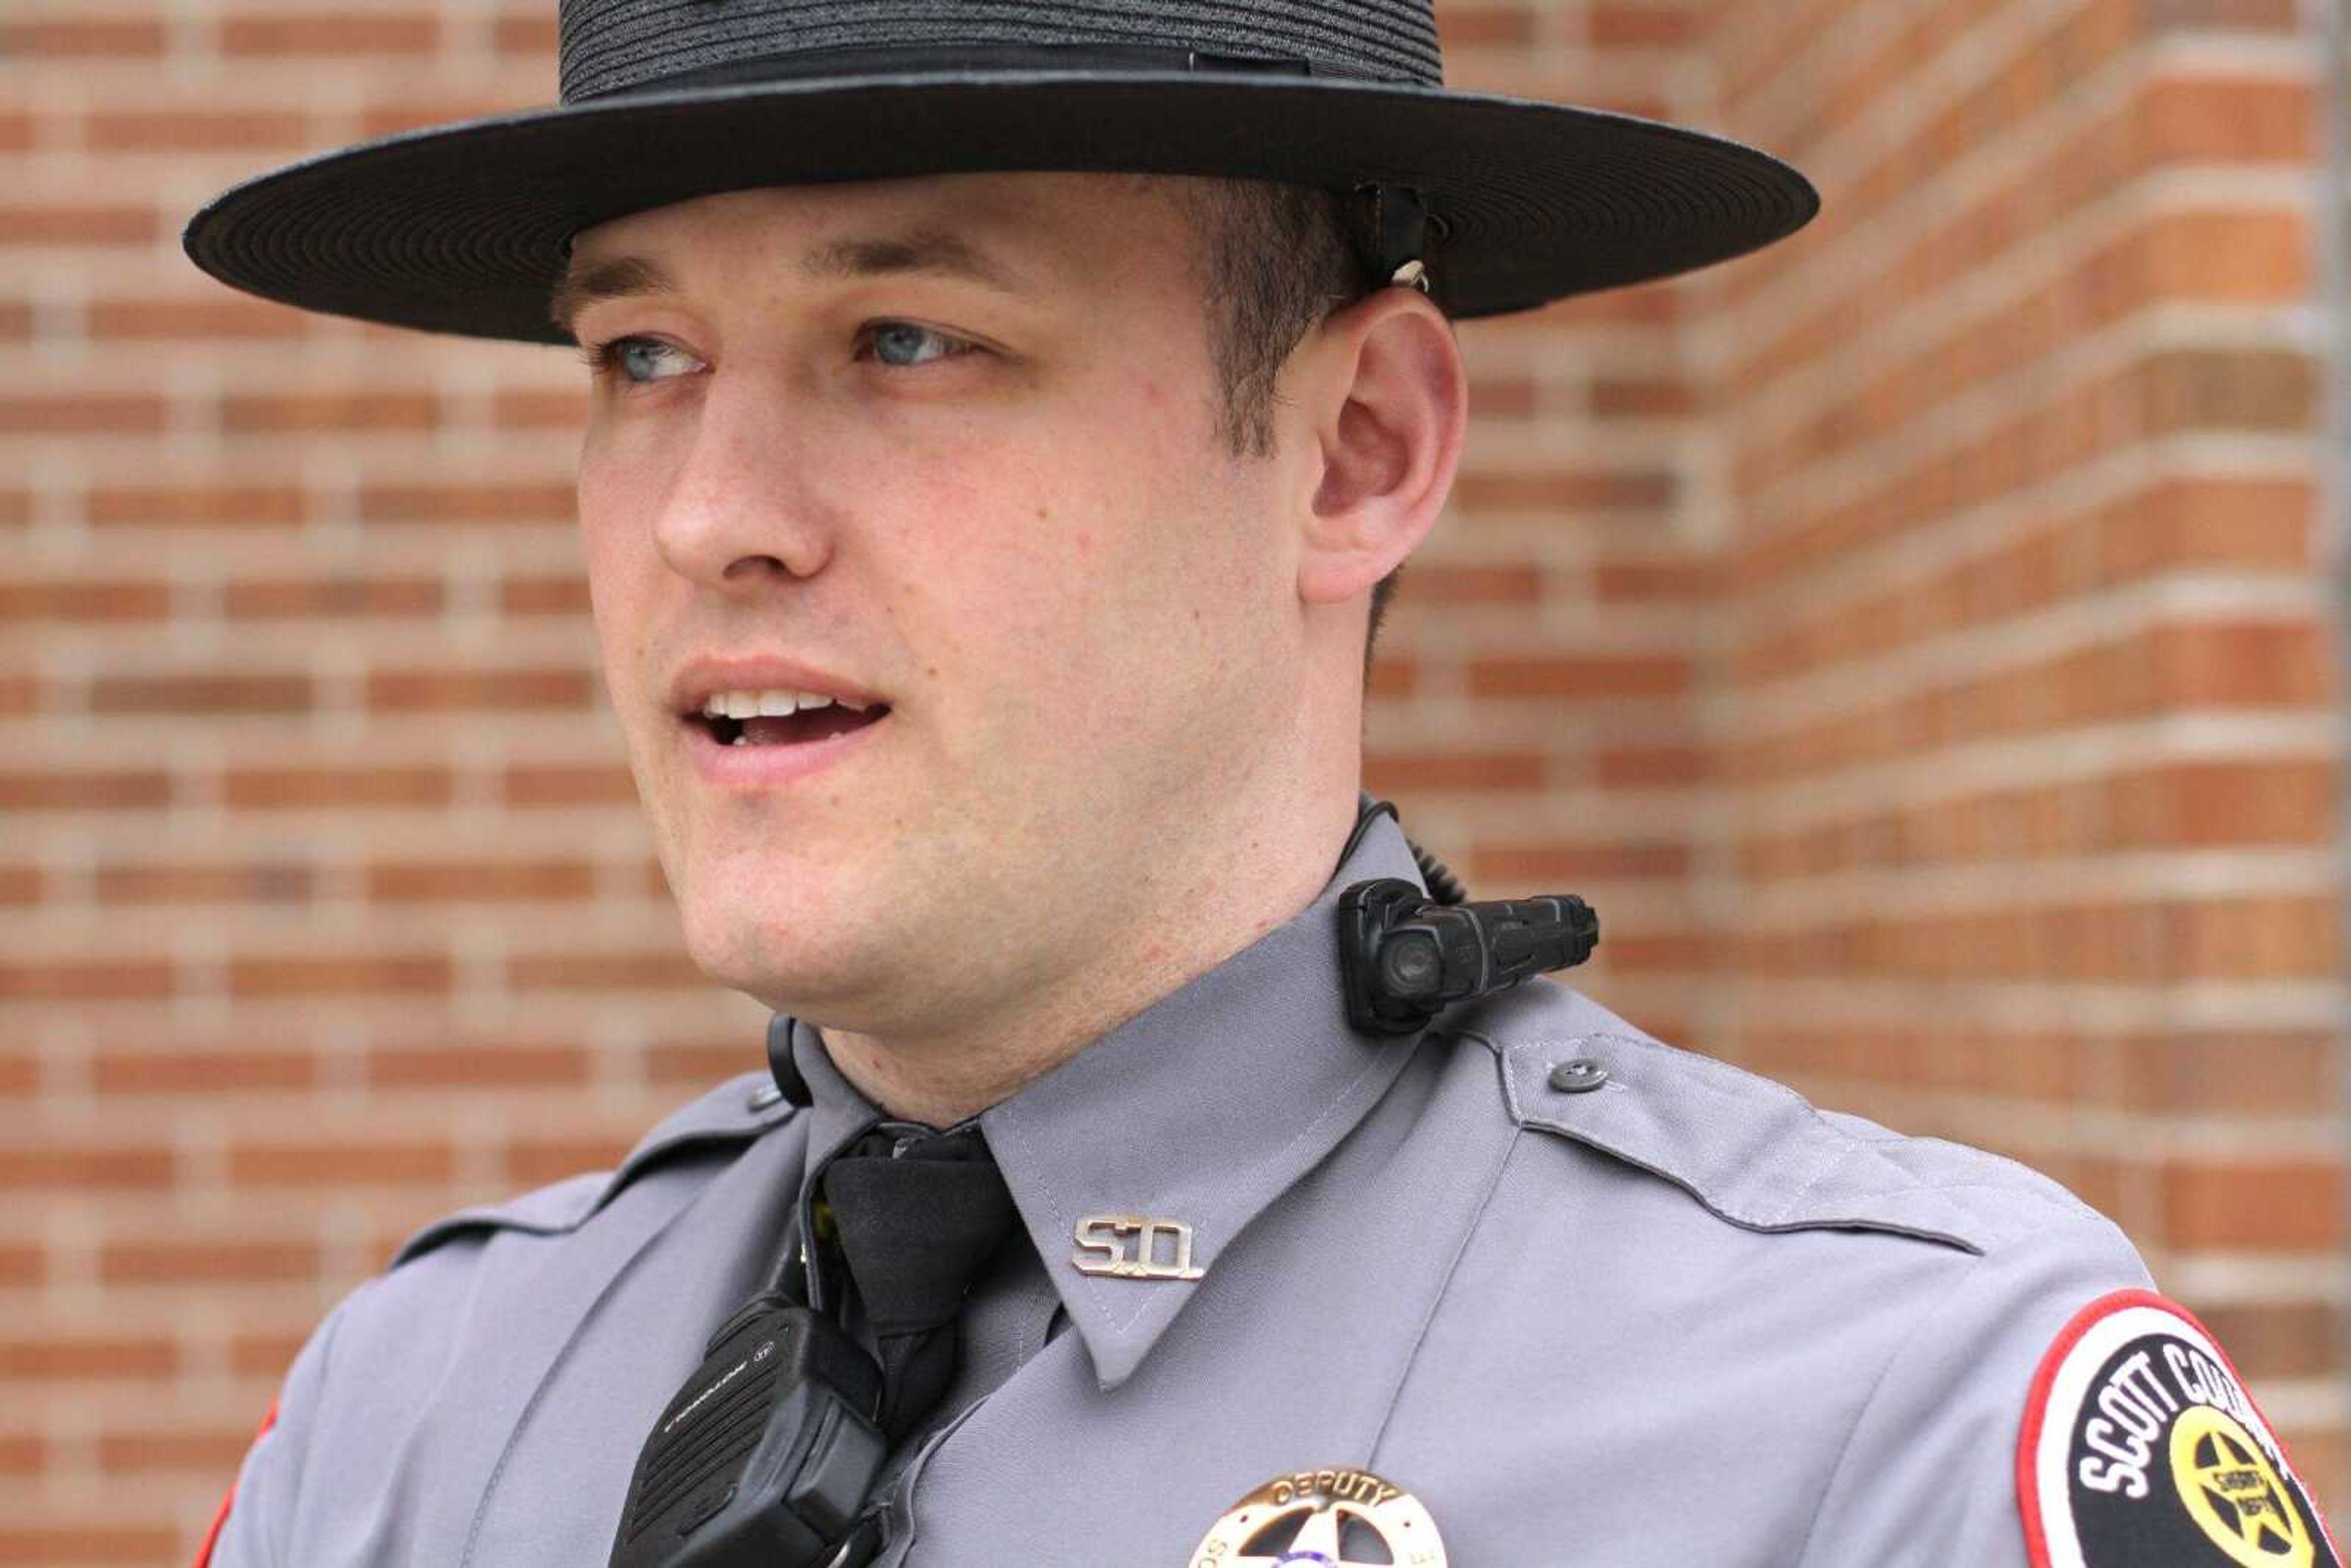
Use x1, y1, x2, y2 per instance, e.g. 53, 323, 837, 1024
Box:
607, 1289, 887, 1568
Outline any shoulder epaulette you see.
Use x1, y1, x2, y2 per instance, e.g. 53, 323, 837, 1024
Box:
1453, 980, 2102, 1257
389, 1070, 798, 1268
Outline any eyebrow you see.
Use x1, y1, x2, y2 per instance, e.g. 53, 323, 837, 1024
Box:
548, 254, 678, 339
548, 227, 1030, 338
801, 228, 1026, 293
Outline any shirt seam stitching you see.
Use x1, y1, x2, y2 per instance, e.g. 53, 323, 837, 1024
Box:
1364, 1117, 1522, 1466
1786, 1244, 1992, 1567
454, 1177, 728, 1568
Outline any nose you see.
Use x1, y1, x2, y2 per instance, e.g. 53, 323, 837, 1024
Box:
650, 370, 835, 590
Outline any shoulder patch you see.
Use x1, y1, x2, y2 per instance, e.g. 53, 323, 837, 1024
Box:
2020, 1288, 2341, 1568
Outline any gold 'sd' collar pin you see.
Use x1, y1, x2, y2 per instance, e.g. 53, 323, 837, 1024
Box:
1070, 1213, 1205, 1281
1190, 1468, 1446, 1567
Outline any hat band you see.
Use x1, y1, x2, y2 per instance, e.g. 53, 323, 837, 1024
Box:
588, 39, 1324, 101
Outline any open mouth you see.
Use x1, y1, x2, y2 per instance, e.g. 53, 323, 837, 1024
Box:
697, 705, 889, 747
687, 687, 891, 751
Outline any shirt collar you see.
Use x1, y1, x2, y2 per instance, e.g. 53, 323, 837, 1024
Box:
782, 796, 1430, 1389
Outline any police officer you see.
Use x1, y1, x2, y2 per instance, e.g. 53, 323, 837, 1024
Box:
180, 2, 2339, 1565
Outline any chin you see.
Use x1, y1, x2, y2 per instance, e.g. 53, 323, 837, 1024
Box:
686, 921, 856, 1016
674, 866, 883, 1013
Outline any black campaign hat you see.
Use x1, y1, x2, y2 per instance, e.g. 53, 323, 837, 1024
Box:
181, 0, 1820, 342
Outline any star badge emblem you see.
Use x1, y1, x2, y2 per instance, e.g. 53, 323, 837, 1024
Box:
1190, 1468, 1445, 1568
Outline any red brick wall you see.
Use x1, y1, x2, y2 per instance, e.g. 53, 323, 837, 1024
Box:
1, 1, 2343, 1559
1690, 0, 2349, 1509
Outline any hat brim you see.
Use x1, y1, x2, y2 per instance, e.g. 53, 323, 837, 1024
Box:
181, 69, 1818, 342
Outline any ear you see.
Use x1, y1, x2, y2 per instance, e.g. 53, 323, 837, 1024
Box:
1291, 287, 1468, 609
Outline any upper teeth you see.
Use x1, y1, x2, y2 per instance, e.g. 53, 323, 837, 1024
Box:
701, 688, 864, 719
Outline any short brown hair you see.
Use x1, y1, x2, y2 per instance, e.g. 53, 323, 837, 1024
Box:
1167, 178, 1412, 675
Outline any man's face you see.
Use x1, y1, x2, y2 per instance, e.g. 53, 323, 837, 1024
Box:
566, 173, 1313, 1037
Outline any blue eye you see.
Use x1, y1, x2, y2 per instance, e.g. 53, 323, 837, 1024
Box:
579, 336, 697, 386
864, 322, 971, 368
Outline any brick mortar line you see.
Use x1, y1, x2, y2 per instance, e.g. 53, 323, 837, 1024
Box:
1727, 442, 2312, 648
0, 804, 630, 841
0, 427, 582, 475
2166, 1255, 2351, 1304
1417, 515, 1627, 563
0, 800, 659, 844
1730, 847, 2343, 925
34, 427, 586, 476
12, 998, 853, 1037
0, 917, 690, 962
1728, 975, 2347, 1031
1390, 621, 1709, 666
1720, 42, 2309, 389
1711, 0, 1980, 144
1465, 318, 1685, 370
0, 784, 616, 821
1723, 0, 2124, 320
2120, 1119, 2346, 1160
1, 1070, 759, 1112
1737, 609, 2322, 754
1734, 572, 2326, 730
5, 2, 185, 18
0, 893, 659, 934
1450, 56, 1682, 108
12, 614, 601, 658
1738, 831, 2339, 888
26, 1068, 685, 1116
1777, 23, 2315, 219
1697, 7, 1802, 116
1289, 701, 1710, 739
1736, 715, 2340, 831
1, 532, 593, 577
1446, 419, 1693, 468
55, 59, 550, 105
1749, 298, 2313, 514
1734, 306, 2325, 532
1330, 792, 1715, 843
0, 738, 636, 778
1726, 169, 2319, 458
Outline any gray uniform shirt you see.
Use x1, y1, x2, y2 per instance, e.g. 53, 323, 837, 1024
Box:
205, 810, 2157, 1566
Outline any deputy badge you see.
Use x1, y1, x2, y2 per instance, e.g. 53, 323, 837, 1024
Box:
1190, 1468, 1445, 1567
2020, 1289, 2342, 1567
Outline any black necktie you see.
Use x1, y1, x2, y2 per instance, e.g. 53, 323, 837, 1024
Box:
817, 1125, 1021, 1446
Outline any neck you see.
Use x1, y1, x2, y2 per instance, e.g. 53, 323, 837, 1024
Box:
815, 787, 1363, 1128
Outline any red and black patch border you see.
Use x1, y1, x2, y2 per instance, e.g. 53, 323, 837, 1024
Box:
2017, 1286, 2341, 1568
